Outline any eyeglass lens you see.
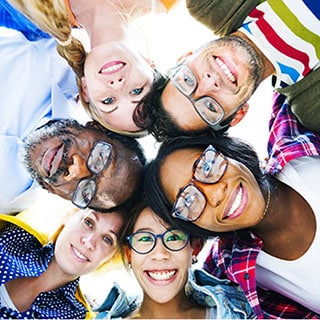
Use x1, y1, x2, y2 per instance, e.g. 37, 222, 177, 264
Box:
72, 141, 112, 208
128, 229, 189, 254
170, 65, 225, 127
172, 145, 228, 221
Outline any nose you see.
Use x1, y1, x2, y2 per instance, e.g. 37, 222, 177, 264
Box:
195, 71, 221, 97
196, 180, 227, 208
108, 76, 125, 89
151, 238, 170, 260
65, 154, 91, 182
81, 234, 96, 250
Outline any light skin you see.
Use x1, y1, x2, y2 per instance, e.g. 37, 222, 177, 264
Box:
159, 147, 316, 260
126, 208, 206, 319
162, 32, 274, 132
23, 120, 142, 209
70, 0, 178, 132
5, 208, 123, 312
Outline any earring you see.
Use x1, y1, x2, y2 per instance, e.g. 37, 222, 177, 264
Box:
127, 262, 132, 269
192, 256, 198, 265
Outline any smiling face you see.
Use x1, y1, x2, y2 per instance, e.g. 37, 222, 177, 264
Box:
54, 208, 123, 278
82, 41, 154, 132
160, 147, 266, 232
162, 35, 265, 131
128, 207, 193, 304
23, 120, 143, 209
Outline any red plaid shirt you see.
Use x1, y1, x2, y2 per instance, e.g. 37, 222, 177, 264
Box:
203, 231, 320, 319
266, 92, 320, 175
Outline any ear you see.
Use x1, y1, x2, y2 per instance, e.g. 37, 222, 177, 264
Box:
176, 51, 193, 64
80, 77, 90, 103
229, 103, 249, 127
191, 238, 204, 257
125, 247, 132, 263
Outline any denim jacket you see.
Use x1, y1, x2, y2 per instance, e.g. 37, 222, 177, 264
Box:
94, 268, 256, 319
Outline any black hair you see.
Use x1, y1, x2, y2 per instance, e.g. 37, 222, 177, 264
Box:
145, 134, 270, 237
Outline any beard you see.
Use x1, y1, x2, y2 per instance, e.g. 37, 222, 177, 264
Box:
22, 119, 79, 189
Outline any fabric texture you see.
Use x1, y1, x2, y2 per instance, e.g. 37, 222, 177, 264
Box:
94, 268, 255, 319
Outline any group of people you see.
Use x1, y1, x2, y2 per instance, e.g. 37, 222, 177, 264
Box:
0, 0, 319, 318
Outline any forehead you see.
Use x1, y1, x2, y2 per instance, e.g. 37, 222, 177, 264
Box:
134, 208, 168, 232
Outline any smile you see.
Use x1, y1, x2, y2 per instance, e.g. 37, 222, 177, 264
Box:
42, 144, 64, 177
223, 184, 246, 220
147, 270, 176, 281
99, 61, 126, 74
72, 245, 89, 262
215, 57, 236, 83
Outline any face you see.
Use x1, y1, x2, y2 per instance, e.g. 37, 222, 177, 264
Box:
160, 147, 266, 232
162, 35, 265, 131
128, 208, 193, 304
23, 120, 143, 209
54, 208, 123, 278
82, 41, 154, 132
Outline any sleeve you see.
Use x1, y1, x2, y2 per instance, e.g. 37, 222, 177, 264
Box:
186, 0, 261, 36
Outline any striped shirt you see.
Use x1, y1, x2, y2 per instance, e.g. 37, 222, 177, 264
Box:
240, 0, 320, 88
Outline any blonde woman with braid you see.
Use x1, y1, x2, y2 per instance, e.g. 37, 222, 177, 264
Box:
8, 0, 179, 137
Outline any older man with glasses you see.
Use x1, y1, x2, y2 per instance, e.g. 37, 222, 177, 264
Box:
20, 119, 146, 213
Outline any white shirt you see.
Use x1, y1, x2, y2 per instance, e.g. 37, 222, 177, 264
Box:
256, 156, 320, 313
0, 27, 85, 214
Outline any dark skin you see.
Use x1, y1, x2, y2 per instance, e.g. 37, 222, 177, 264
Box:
252, 182, 316, 261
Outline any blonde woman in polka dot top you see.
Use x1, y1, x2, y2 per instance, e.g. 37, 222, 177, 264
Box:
0, 208, 126, 319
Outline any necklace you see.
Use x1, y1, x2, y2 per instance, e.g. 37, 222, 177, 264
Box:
260, 185, 271, 221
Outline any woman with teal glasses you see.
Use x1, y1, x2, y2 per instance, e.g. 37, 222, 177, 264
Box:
94, 193, 255, 319
144, 133, 320, 318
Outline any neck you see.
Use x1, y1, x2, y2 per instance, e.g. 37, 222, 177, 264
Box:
253, 181, 316, 260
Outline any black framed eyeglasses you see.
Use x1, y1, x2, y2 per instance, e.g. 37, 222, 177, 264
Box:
72, 141, 112, 209
168, 65, 227, 130
171, 144, 228, 222
126, 229, 189, 254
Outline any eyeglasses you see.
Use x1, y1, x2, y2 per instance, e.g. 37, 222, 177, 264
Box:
72, 141, 112, 209
168, 65, 226, 130
171, 144, 228, 222
126, 229, 189, 254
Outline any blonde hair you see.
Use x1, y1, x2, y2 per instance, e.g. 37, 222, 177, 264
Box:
9, 0, 148, 137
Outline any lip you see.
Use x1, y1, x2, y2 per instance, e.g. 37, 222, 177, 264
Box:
223, 183, 247, 220
41, 144, 64, 177
99, 61, 126, 74
71, 245, 89, 262
213, 56, 237, 86
145, 269, 177, 285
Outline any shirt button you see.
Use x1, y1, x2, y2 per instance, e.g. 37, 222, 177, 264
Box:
244, 273, 250, 280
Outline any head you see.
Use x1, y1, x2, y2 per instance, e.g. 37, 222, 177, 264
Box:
53, 208, 126, 279
8, 0, 158, 137
140, 34, 266, 141
145, 134, 270, 237
23, 119, 146, 211
121, 194, 205, 305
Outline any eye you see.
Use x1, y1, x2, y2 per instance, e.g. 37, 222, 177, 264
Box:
84, 217, 93, 228
131, 87, 143, 95
103, 235, 113, 246
102, 97, 115, 105
138, 235, 153, 243
183, 74, 195, 87
205, 100, 218, 112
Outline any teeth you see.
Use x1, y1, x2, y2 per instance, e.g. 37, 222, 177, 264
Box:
73, 247, 88, 261
215, 57, 236, 83
226, 187, 242, 218
148, 270, 176, 281
101, 62, 124, 73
